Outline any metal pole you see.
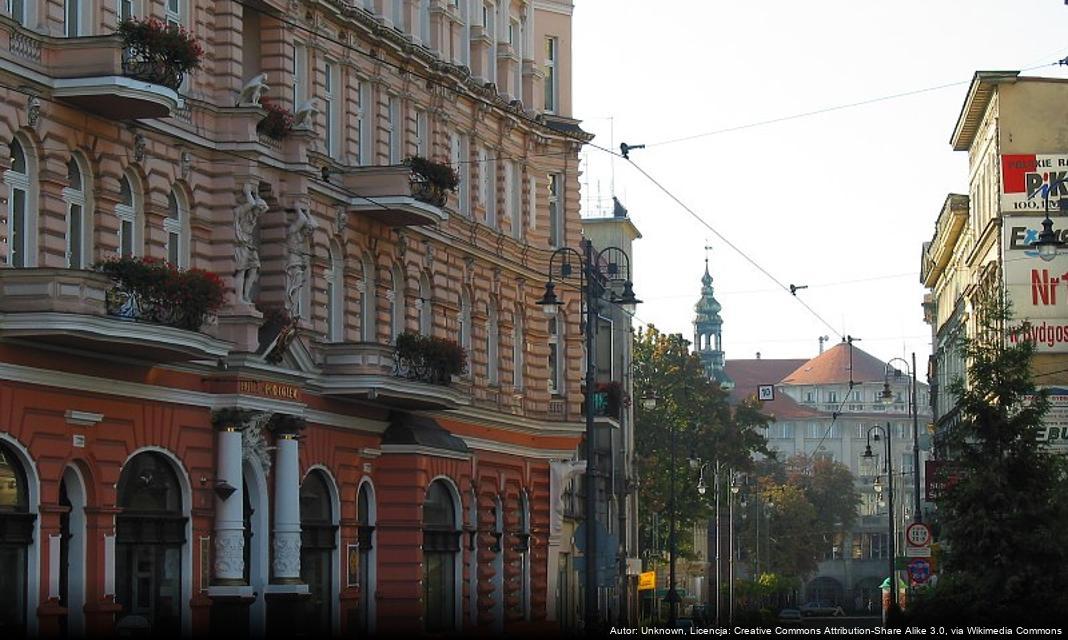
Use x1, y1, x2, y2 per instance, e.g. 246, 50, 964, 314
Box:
886, 422, 897, 623
911, 352, 921, 523
728, 475, 735, 625
668, 420, 678, 626
755, 496, 760, 577
583, 238, 599, 634
714, 463, 721, 626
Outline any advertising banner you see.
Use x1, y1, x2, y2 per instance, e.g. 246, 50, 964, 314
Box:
1001, 217, 1068, 352
1001, 154, 1068, 212
1032, 386, 1068, 452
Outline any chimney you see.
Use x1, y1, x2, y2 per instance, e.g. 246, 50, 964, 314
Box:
756, 352, 761, 360
612, 196, 628, 218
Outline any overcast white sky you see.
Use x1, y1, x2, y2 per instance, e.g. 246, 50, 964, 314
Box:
573, 0, 1068, 371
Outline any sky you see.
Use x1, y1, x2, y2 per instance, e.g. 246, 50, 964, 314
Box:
572, 0, 1068, 371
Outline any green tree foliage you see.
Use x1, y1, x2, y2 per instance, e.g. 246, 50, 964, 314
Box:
909, 295, 1068, 624
633, 325, 770, 557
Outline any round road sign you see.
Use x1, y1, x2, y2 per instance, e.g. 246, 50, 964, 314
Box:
907, 558, 932, 585
906, 522, 931, 547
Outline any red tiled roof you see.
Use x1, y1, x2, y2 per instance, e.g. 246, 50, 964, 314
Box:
781, 342, 889, 385
724, 358, 823, 420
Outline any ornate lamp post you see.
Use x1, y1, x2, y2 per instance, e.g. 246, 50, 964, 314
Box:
864, 424, 899, 623
538, 238, 639, 633
880, 355, 921, 523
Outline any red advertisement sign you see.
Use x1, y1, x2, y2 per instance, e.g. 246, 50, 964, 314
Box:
924, 460, 958, 502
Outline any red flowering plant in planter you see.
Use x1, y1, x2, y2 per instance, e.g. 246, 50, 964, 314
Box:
116, 17, 204, 90
95, 256, 225, 331
405, 156, 460, 207
257, 97, 295, 140
394, 331, 468, 384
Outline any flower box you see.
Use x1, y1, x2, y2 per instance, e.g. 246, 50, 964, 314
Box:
394, 331, 467, 384
96, 256, 225, 331
116, 17, 203, 90
257, 98, 294, 140
405, 156, 460, 207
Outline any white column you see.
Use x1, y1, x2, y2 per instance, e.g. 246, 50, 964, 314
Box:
272, 432, 302, 582
214, 427, 245, 584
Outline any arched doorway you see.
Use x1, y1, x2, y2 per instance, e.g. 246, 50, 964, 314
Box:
0, 441, 36, 637
242, 461, 269, 637
852, 576, 883, 614
356, 481, 376, 634
300, 470, 337, 636
422, 479, 461, 633
59, 466, 87, 638
805, 576, 844, 606
115, 451, 188, 637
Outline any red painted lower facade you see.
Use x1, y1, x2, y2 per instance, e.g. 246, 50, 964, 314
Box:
0, 342, 576, 638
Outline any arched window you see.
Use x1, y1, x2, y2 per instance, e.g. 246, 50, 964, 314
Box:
356, 482, 376, 633
548, 315, 561, 394
513, 307, 524, 390
360, 254, 376, 342
326, 242, 344, 342
4, 137, 36, 268
518, 491, 532, 621
390, 263, 406, 341
115, 452, 186, 634
0, 442, 35, 637
418, 272, 432, 335
63, 157, 91, 269
116, 173, 142, 258
164, 189, 189, 268
300, 471, 337, 637
486, 302, 499, 385
422, 480, 460, 633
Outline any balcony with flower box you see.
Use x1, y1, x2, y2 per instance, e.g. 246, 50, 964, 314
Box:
0, 15, 199, 120
0, 263, 230, 362
316, 334, 469, 410
339, 157, 456, 227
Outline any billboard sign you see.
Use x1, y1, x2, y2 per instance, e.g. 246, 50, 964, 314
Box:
1002, 217, 1068, 352
1029, 387, 1068, 452
1001, 154, 1068, 212
925, 460, 958, 502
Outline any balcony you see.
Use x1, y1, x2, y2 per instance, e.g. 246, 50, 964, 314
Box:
340, 166, 449, 226
317, 342, 468, 410
0, 269, 231, 362
1, 17, 181, 119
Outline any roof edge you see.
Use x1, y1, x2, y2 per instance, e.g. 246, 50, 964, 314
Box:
950, 71, 1019, 151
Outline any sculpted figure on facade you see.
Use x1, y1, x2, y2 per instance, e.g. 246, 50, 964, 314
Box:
292, 98, 320, 131
237, 72, 270, 107
235, 183, 268, 305
285, 204, 316, 317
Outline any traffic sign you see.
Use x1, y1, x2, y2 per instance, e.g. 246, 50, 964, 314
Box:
905, 546, 932, 557
638, 571, 655, 591
907, 558, 932, 585
906, 522, 931, 548
758, 385, 775, 401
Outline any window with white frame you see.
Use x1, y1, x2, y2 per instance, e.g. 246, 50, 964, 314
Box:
510, 162, 522, 239
392, 0, 405, 30
324, 61, 341, 160
478, 147, 488, 209
518, 490, 531, 621
357, 82, 371, 165
460, 288, 472, 358
391, 264, 406, 341
415, 109, 428, 158
487, 303, 499, 385
768, 422, 793, 439
544, 37, 557, 113
117, 0, 134, 21
548, 315, 561, 394
165, 0, 181, 26
502, 160, 513, 232
901, 453, 914, 475
513, 307, 524, 390
417, 0, 430, 45
116, 173, 141, 259
8, 0, 27, 25
360, 253, 376, 342
388, 96, 401, 164
450, 134, 466, 215
65, 0, 87, 36
547, 173, 561, 247
292, 43, 307, 108
164, 189, 189, 268
418, 272, 432, 335
326, 243, 344, 342
62, 158, 88, 269
485, 153, 497, 228
4, 138, 35, 268
527, 175, 536, 230
483, 2, 497, 81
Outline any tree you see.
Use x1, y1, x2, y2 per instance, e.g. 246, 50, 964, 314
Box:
909, 294, 1068, 624
633, 325, 770, 557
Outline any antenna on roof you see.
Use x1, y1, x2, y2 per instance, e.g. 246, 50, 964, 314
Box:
819, 335, 829, 354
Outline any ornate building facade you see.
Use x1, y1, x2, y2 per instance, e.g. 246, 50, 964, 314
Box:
0, 0, 588, 636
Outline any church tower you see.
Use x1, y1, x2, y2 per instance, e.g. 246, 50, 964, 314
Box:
694, 249, 733, 389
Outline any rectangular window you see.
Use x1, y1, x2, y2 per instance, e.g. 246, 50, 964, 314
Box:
167, 231, 179, 265
548, 317, 560, 395
10, 0, 26, 25
805, 391, 814, 403
388, 96, 402, 164
548, 173, 561, 247
324, 61, 340, 159
293, 43, 307, 108
166, 0, 180, 26
544, 37, 557, 113
527, 175, 536, 230
511, 162, 522, 239
120, 219, 133, 258
478, 147, 489, 207
415, 109, 428, 158
456, 134, 470, 215
118, 0, 133, 21
68, 204, 83, 268
485, 154, 496, 228
503, 160, 513, 231
357, 82, 371, 165
65, 0, 81, 37
901, 453, 914, 475
10, 188, 26, 267
826, 391, 838, 403
770, 422, 794, 439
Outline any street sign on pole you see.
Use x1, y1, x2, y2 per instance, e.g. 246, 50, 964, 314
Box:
907, 558, 932, 585
638, 571, 656, 591
905, 546, 932, 557
905, 522, 931, 548
758, 385, 775, 401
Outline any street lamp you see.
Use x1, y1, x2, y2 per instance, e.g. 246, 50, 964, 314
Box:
863, 424, 900, 623
729, 475, 740, 625
539, 238, 639, 633
880, 355, 922, 524
1033, 193, 1068, 262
